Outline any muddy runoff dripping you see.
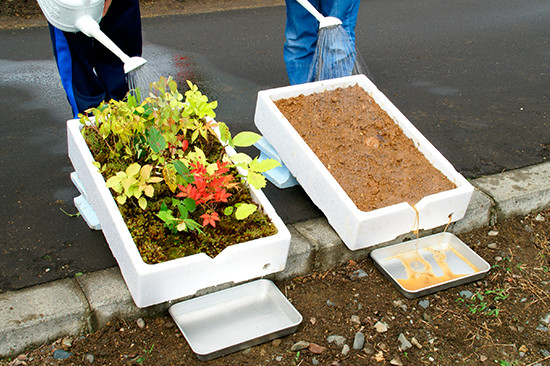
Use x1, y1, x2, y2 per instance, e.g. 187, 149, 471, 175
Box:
397, 209, 469, 291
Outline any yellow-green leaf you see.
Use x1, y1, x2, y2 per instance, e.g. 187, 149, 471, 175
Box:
138, 197, 147, 210
206, 162, 218, 175
144, 185, 154, 197
250, 158, 281, 172
247, 171, 266, 190
230, 153, 252, 164
126, 163, 141, 177
148, 177, 163, 184
105, 176, 120, 190
235, 203, 257, 220
232, 131, 262, 147
122, 177, 138, 192
116, 195, 126, 205
140, 164, 152, 180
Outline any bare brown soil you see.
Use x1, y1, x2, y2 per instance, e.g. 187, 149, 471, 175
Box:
275, 85, 456, 212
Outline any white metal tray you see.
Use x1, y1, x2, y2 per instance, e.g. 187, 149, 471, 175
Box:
169, 279, 302, 360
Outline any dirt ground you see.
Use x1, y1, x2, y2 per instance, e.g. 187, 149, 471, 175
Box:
0, 209, 549, 366
1, 1, 550, 366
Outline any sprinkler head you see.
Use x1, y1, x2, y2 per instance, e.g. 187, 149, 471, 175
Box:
124, 56, 147, 74
319, 16, 342, 29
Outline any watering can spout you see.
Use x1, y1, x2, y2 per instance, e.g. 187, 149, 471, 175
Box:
295, 0, 342, 29
319, 17, 342, 29
123, 56, 147, 74
74, 15, 147, 73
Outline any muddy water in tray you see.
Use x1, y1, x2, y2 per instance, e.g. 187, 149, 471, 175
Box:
371, 232, 490, 298
390, 245, 480, 291
397, 211, 471, 291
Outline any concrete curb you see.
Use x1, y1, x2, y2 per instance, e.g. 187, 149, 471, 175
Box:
1, 161, 550, 357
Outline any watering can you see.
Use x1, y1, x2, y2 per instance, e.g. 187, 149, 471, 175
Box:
37, 0, 147, 73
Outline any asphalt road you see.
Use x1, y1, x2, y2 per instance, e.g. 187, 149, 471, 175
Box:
0, 0, 548, 291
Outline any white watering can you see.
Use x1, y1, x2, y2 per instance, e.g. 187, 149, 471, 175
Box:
37, 0, 147, 73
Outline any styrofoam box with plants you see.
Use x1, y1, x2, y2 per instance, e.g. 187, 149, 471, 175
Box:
254, 74, 473, 251
67, 119, 291, 308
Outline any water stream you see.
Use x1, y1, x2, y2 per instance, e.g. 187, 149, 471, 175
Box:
308, 25, 371, 82
127, 62, 162, 101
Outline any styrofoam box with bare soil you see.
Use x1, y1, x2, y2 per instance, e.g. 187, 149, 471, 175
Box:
67, 119, 291, 308
254, 74, 473, 251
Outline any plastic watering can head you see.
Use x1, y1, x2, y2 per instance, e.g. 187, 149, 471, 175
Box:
123, 57, 148, 74
319, 16, 342, 29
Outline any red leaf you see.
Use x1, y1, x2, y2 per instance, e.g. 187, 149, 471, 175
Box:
200, 212, 220, 227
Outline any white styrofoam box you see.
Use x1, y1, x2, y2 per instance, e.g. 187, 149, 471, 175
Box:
254, 74, 473, 250
67, 119, 291, 308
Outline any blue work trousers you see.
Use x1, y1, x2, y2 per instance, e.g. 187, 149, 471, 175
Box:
284, 0, 360, 85
48, 0, 142, 117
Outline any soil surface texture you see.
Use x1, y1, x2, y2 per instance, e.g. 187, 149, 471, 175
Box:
2, 209, 550, 366
275, 85, 456, 212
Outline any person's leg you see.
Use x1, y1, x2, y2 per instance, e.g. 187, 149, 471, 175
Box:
321, 0, 360, 43
94, 0, 143, 101
284, 0, 320, 85
49, 24, 106, 117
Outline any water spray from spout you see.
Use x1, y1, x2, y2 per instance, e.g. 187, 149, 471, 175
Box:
127, 63, 162, 102
296, 0, 371, 82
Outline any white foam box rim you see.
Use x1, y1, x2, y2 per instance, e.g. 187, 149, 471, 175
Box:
254, 74, 474, 250
67, 119, 291, 308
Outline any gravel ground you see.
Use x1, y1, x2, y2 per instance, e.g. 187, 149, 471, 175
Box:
1, 209, 549, 365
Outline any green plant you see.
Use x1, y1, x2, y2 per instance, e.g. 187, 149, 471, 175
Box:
106, 163, 163, 209
136, 344, 154, 364
495, 359, 519, 366
456, 288, 509, 317
59, 207, 81, 218
79, 77, 280, 263
485, 288, 509, 301
516, 262, 525, 272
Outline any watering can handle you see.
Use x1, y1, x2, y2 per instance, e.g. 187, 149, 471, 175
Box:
75, 15, 130, 64
295, 0, 325, 23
